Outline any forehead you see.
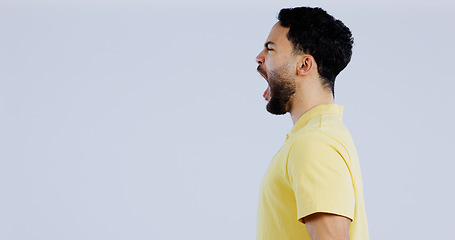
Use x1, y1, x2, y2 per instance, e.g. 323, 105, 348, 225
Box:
266, 22, 292, 48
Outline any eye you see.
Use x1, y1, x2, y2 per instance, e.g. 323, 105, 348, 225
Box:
264, 42, 275, 52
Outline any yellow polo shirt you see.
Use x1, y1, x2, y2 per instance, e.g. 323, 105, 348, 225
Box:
257, 104, 368, 240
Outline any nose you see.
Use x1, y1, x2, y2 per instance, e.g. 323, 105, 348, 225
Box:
256, 52, 264, 65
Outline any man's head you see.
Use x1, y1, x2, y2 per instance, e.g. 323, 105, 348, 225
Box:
256, 7, 353, 115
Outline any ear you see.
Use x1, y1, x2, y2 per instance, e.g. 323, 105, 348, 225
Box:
296, 55, 316, 76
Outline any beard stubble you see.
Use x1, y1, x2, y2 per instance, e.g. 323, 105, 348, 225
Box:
265, 64, 296, 115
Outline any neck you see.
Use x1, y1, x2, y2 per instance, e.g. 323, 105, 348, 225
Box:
289, 89, 334, 125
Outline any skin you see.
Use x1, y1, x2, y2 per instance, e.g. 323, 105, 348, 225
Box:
256, 22, 335, 124
255, 22, 351, 240
303, 213, 351, 240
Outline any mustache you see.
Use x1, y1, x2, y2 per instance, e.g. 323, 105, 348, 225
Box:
257, 66, 268, 79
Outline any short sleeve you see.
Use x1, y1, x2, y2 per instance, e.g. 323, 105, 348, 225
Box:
287, 132, 355, 223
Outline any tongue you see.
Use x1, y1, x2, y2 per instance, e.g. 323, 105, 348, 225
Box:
263, 86, 271, 101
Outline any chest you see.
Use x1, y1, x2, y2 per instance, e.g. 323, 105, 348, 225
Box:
259, 144, 296, 206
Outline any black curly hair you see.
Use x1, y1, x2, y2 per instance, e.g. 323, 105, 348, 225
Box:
278, 7, 354, 95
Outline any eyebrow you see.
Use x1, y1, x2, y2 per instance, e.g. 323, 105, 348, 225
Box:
264, 41, 275, 49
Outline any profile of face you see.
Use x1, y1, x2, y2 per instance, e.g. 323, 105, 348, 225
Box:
256, 22, 297, 115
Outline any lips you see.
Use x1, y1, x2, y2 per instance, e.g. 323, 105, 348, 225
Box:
263, 86, 271, 101
257, 66, 268, 81
257, 67, 270, 101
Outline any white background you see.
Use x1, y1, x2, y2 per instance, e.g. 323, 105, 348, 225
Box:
1, 0, 454, 239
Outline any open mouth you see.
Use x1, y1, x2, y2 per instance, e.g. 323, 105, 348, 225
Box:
263, 86, 271, 101
257, 68, 271, 101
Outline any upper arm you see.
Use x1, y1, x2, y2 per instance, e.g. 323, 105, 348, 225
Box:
303, 212, 351, 240
287, 133, 355, 222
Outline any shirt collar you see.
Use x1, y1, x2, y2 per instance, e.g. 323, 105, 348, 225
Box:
288, 103, 344, 137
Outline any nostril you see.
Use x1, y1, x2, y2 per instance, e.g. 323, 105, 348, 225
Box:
256, 55, 264, 64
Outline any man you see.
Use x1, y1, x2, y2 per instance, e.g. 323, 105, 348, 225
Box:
255, 7, 369, 240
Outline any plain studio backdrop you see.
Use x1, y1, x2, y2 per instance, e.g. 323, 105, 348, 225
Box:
0, 0, 454, 239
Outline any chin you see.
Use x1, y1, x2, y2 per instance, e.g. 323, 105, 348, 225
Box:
266, 100, 287, 115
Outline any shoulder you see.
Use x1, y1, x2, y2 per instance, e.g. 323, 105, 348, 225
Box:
287, 118, 354, 176
292, 113, 352, 151
289, 131, 335, 162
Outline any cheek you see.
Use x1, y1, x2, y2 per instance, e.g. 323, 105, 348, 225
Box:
265, 58, 278, 70
266, 65, 278, 78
